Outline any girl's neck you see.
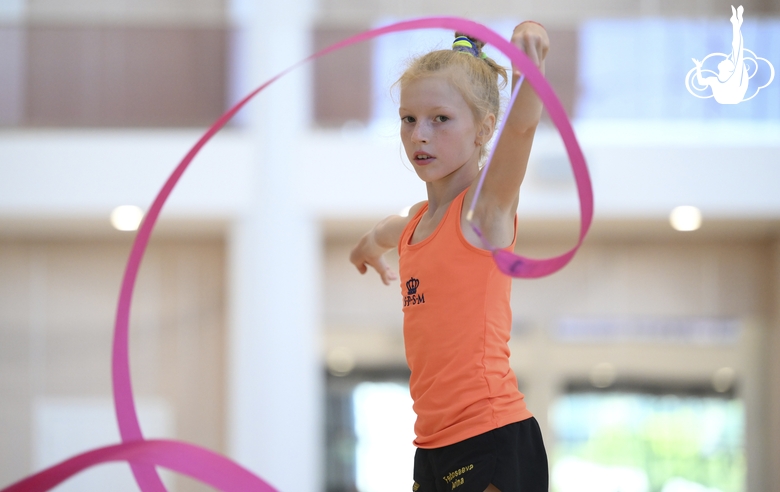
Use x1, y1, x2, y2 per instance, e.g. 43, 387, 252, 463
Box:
425, 164, 478, 213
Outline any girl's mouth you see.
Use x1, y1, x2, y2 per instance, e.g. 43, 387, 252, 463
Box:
414, 152, 435, 165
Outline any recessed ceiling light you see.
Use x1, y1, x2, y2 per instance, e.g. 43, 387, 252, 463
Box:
712, 367, 736, 393
589, 362, 616, 389
669, 206, 702, 231
326, 347, 355, 377
110, 205, 144, 231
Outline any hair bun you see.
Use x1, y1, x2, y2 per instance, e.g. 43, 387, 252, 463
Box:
453, 32, 485, 58
454, 32, 485, 49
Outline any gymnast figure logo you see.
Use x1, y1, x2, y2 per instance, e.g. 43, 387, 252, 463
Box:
685, 5, 775, 104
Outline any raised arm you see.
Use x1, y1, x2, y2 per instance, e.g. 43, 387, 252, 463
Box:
730, 6, 744, 66
731, 6, 745, 73
349, 201, 426, 285
464, 22, 549, 247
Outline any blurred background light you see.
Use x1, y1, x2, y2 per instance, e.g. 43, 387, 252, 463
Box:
327, 347, 356, 377
670, 206, 702, 231
712, 367, 736, 394
353, 382, 415, 492
589, 362, 617, 389
110, 205, 144, 231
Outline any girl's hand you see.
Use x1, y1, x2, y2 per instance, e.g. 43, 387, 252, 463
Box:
510, 21, 550, 79
349, 203, 424, 285
349, 231, 399, 286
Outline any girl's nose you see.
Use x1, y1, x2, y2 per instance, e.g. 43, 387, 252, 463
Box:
411, 122, 430, 143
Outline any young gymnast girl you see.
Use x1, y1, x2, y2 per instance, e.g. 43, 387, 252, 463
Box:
349, 21, 550, 492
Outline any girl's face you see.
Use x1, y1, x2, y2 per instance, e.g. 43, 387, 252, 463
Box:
399, 74, 491, 184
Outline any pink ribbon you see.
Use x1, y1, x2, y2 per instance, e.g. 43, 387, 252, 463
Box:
467, 71, 592, 278
1, 440, 276, 492
1, 16, 591, 492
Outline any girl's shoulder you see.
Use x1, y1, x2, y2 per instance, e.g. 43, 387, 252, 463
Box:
408, 201, 427, 220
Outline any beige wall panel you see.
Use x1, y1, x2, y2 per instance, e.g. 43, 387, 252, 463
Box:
26, 26, 106, 125
119, 28, 227, 126
44, 331, 114, 395
511, 240, 769, 319
0, 332, 33, 395
148, 245, 226, 456
313, 26, 372, 126
324, 238, 403, 330
27, 0, 228, 26
0, 247, 40, 485
26, 26, 227, 127
717, 242, 772, 315
43, 243, 127, 333
0, 27, 25, 126
0, 238, 226, 492
0, 403, 32, 489
0, 244, 32, 329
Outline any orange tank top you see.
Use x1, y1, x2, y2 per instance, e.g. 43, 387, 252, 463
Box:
398, 188, 532, 449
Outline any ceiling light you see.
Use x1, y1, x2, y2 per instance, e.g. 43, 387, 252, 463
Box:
326, 347, 355, 377
712, 367, 736, 393
589, 362, 616, 389
669, 206, 702, 231
110, 205, 144, 231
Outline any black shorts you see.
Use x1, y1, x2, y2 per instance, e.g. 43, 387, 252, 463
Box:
413, 418, 548, 492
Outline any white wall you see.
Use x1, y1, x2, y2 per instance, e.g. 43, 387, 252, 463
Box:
2, 121, 779, 223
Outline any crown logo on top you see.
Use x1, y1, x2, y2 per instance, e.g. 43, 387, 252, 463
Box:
406, 277, 420, 295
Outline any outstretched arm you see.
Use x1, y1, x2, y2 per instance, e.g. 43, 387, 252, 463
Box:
464, 21, 549, 247
692, 58, 713, 86
730, 5, 744, 66
349, 202, 426, 285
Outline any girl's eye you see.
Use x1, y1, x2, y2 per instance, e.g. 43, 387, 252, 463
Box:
434, 115, 449, 122
401, 116, 415, 123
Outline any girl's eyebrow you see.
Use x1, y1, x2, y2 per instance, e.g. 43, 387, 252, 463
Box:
398, 105, 453, 113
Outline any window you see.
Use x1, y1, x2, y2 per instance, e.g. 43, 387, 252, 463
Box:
550, 390, 745, 492
325, 368, 415, 492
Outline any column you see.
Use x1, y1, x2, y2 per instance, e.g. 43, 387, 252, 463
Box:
228, 0, 322, 490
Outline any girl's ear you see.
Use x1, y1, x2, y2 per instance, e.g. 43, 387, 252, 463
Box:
477, 113, 497, 145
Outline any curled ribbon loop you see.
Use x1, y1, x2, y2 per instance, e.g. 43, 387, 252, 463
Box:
1, 16, 591, 492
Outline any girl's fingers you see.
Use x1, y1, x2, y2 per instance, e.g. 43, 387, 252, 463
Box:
367, 256, 397, 285
349, 233, 395, 284
526, 42, 540, 67
511, 31, 546, 70
381, 268, 398, 286
379, 268, 392, 285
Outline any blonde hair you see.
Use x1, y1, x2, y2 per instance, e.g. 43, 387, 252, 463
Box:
397, 33, 508, 138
